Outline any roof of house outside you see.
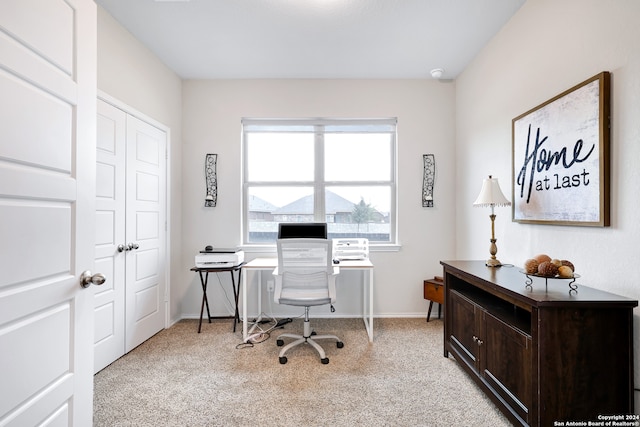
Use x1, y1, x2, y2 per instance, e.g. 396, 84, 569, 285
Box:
273, 191, 361, 215
248, 195, 278, 212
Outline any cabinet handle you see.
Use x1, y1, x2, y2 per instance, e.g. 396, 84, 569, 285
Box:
472, 335, 478, 342
477, 339, 484, 346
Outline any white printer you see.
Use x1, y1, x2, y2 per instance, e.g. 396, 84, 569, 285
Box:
195, 247, 245, 268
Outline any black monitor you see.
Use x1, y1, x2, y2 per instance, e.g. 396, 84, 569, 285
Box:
277, 222, 327, 239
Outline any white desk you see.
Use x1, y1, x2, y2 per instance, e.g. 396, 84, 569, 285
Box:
241, 257, 374, 342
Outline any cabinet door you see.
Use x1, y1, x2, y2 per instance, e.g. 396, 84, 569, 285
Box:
448, 290, 481, 370
482, 312, 532, 424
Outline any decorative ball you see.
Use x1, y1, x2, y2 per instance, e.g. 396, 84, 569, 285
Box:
538, 261, 558, 277
524, 258, 539, 274
534, 254, 552, 264
561, 260, 575, 272
550, 259, 562, 267
558, 265, 574, 278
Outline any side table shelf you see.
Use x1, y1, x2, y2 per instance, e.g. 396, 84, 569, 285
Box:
423, 276, 444, 322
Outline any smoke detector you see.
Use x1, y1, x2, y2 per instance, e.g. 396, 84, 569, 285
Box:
430, 68, 444, 79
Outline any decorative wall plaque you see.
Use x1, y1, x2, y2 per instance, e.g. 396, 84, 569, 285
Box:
205, 153, 217, 207
422, 154, 435, 207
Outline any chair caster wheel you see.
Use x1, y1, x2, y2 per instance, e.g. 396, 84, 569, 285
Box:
311, 331, 317, 336
277, 339, 284, 346
337, 341, 344, 348
279, 356, 288, 364
321, 358, 329, 364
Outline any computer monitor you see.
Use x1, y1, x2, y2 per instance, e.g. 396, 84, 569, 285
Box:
277, 222, 328, 239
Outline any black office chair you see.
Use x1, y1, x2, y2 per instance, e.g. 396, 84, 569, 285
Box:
272, 238, 343, 364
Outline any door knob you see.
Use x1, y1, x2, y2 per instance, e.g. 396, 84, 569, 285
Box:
117, 244, 127, 252
80, 270, 106, 288
128, 242, 140, 251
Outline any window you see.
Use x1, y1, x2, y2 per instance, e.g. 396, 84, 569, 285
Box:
242, 118, 397, 245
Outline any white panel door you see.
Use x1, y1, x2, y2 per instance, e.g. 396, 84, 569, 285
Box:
0, 0, 96, 426
125, 115, 167, 351
94, 100, 127, 373
94, 100, 167, 370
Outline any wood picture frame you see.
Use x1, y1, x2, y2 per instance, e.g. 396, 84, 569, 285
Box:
512, 72, 610, 226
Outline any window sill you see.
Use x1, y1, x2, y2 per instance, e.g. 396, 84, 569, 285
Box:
240, 243, 401, 254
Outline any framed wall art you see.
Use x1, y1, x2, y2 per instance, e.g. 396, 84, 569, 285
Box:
512, 71, 610, 226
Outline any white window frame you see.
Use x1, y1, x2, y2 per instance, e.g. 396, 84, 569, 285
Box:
241, 118, 398, 247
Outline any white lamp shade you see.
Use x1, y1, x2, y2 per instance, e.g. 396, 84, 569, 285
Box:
473, 175, 511, 207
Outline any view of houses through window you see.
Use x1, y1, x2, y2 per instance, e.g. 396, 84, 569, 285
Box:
242, 119, 397, 244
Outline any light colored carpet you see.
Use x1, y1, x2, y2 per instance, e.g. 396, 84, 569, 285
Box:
94, 317, 511, 427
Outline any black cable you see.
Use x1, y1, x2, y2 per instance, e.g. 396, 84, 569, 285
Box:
275, 318, 292, 327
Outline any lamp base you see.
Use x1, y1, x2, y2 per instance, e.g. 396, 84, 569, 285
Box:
485, 258, 503, 267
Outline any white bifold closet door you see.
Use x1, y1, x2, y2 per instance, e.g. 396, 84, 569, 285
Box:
94, 99, 167, 373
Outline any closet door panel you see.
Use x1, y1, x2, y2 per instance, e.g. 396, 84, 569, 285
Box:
94, 100, 126, 373
125, 115, 166, 352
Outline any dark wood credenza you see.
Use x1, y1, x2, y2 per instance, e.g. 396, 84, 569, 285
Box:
441, 260, 637, 427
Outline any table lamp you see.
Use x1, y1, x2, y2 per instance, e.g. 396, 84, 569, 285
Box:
473, 175, 511, 267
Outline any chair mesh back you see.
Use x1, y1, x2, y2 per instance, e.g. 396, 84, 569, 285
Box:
276, 238, 334, 306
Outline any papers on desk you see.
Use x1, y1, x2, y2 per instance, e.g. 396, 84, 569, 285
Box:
333, 238, 369, 260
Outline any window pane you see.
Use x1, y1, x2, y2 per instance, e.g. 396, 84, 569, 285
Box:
325, 186, 391, 242
247, 186, 314, 243
324, 133, 391, 181
243, 119, 396, 245
246, 133, 314, 182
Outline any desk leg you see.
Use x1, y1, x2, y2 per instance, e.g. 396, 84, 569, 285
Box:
369, 269, 373, 341
247, 272, 263, 338
230, 268, 242, 333
257, 271, 262, 318
198, 271, 212, 333
361, 268, 374, 342
242, 269, 248, 341
241, 269, 267, 343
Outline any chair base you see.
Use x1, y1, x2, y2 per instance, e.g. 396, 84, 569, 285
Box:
276, 318, 343, 364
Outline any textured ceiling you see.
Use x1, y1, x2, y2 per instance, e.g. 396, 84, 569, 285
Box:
97, 0, 525, 79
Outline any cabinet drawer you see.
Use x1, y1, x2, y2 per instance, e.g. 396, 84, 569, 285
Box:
424, 280, 444, 304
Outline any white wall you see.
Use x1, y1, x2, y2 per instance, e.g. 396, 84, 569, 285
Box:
97, 6, 183, 323
456, 0, 640, 402
180, 79, 457, 319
